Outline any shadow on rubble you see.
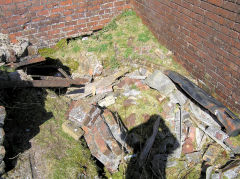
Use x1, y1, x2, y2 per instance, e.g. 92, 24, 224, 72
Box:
125, 114, 179, 179
0, 58, 72, 172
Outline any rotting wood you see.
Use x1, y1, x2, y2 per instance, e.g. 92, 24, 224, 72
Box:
138, 116, 161, 168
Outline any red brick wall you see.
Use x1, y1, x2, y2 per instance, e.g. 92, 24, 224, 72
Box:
131, 0, 240, 113
0, 0, 130, 47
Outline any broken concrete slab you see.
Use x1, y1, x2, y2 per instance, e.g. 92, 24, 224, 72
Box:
145, 70, 176, 96
98, 95, 115, 107
169, 89, 188, 106
189, 102, 221, 129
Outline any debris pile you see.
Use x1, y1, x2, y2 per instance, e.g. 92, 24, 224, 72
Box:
0, 33, 35, 63
66, 68, 240, 178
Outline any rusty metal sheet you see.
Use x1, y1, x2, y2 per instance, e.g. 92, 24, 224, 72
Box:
0, 80, 71, 88
8, 56, 46, 69
165, 70, 240, 136
0, 78, 85, 88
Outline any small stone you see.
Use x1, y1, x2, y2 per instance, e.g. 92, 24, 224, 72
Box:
82, 37, 88, 41
123, 99, 136, 107
125, 113, 136, 129
126, 70, 146, 80
203, 144, 219, 165
96, 85, 113, 95
196, 127, 206, 149
0, 146, 5, 162
156, 94, 165, 103
206, 166, 214, 179
145, 70, 176, 96
0, 161, 5, 174
139, 68, 147, 75
123, 89, 141, 97
0, 128, 4, 145
62, 121, 84, 140
142, 114, 150, 122
224, 137, 240, 154
211, 173, 221, 179
93, 63, 103, 76
182, 138, 194, 154
0, 106, 6, 126
27, 45, 38, 56
185, 152, 201, 164
7, 49, 16, 63
98, 95, 115, 107
154, 49, 166, 59
223, 165, 240, 179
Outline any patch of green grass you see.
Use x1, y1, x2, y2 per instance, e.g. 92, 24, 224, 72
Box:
138, 33, 150, 42
38, 48, 57, 58
159, 45, 169, 54
72, 45, 81, 53
0, 65, 15, 72
104, 163, 127, 179
120, 10, 136, 17
35, 90, 99, 179
115, 31, 125, 37
65, 58, 79, 72
102, 19, 118, 32
88, 43, 108, 53
103, 34, 113, 40
110, 56, 120, 69
55, 39, 68, 49
124, 48, 133, 58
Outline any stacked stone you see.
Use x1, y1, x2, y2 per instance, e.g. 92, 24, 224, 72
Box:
0, 106, 5, 174
68, 100, 129, 172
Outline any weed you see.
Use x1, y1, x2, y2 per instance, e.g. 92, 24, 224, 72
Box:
55, 39, 68, 49
110, 56, 120, 69
120, 10, 136, 17
72, 45, 81, 53
103, 34, 113, 40
64, 58, 79, 72
88, 44, 108, 53
138, 33, 150, 42
124, 48, 133, 58
115, 31, 125, 37
0, 66, 15, 72
102, 20, 118, 32
38, 48, 57, 58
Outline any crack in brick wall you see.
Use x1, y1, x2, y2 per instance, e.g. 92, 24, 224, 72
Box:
131, 0, 240, 114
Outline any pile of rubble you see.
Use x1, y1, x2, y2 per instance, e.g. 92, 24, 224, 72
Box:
66, 68, 240, 178
0, 33, 38, 63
